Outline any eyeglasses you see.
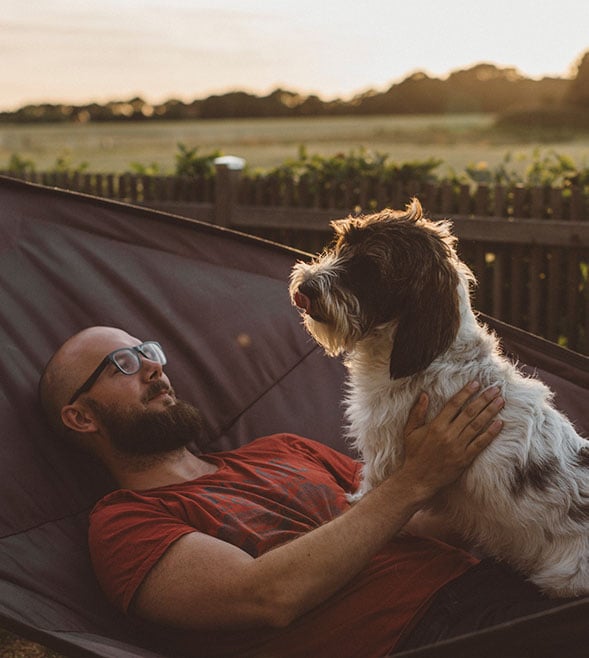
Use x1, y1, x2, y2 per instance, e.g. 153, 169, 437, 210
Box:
67, 341, 167, 405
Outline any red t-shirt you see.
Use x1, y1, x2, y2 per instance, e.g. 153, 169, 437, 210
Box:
89, 434, 478, 657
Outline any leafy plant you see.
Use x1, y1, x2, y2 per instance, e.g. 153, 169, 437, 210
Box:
49, 151, 89, 174
174, 143, 222, 177
265, 146, 442, 189
6, 153, 36, 175
459, 152, 524, 185
524, 149, 588, 188
459, 149, 589, 189
129, 161, 162, 176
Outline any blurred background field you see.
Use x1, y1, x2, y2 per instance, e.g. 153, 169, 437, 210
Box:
2, 113, 588, 176
0, 627, 62, 657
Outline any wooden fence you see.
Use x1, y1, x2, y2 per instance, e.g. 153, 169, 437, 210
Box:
3, 167, 588, 355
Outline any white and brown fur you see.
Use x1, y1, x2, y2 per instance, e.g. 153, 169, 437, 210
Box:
289, 199, 589, 597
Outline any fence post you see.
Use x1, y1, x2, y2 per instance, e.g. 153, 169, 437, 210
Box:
213, 156, 245, 226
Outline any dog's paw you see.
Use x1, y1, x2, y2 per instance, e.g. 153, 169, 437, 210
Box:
346, 490, 365, 504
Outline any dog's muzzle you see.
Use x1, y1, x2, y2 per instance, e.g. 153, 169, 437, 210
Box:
293, 279, 328, 322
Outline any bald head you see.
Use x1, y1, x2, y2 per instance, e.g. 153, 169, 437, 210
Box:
39, 326, 140, 436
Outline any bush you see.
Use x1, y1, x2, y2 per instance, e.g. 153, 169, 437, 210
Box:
494, 106, 589, 136
49, 151, 89, 174
264, 146, 442, 189
454, 149, 589, 189
6, 153, 36, 175
174, 143, 222, 177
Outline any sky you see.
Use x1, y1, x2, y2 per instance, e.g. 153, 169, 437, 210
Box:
2, 0, 589, 112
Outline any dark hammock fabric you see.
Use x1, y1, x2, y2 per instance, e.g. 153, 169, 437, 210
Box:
0, 174, 587, 657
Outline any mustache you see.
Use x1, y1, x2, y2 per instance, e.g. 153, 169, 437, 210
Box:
143, 381, 176, 403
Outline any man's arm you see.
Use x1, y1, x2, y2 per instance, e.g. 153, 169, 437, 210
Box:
132, 382, 503, 630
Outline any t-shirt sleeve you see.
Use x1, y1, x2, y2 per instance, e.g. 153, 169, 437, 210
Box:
88, 496, 196, 613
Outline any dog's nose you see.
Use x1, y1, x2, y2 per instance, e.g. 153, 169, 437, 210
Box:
294, 290, 311, 312
294, 280, 316, 312
298, 280, 317, 299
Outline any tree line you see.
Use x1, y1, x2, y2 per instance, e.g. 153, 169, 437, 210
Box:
1, 51, 588, 124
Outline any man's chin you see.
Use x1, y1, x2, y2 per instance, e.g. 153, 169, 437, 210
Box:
91, 397, 203, 456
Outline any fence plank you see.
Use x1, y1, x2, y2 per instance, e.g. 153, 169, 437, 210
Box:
566, 251, 580, 351
550, 187, 564, 220
570, 187, 584, 221
512, 186, 526, 217
528, 246, 544, 336
491, 250, 505, 319
509, 246, 524, 327
530, 186, 545, 219
546, 249, 562, 343
458, 184, 470, 214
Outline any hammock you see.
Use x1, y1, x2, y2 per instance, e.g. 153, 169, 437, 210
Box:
0, 175, 587, 657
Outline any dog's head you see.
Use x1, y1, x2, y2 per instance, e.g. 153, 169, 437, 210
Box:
289, 199, 469, 378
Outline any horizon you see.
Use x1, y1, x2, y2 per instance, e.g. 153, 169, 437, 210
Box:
3, 0, 588, 113
1, 59, 578, 114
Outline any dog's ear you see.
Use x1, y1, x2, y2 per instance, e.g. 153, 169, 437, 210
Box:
389, 261, 460, 379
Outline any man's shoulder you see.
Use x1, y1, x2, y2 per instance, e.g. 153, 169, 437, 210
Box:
88, 491, 129, 516
89, 486, 164, 523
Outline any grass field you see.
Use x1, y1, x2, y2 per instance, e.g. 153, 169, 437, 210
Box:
2, 113, 589, 176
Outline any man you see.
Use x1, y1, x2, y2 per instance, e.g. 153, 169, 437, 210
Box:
39, 326, 569, 657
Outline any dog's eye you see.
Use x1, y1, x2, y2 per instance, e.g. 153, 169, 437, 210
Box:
341, 257, 383, 303
344, 256, 400, 322
346, 256, 379, 285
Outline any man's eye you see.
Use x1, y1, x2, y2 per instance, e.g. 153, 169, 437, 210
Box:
114, 354, 135, 371
111, 360, 130, 374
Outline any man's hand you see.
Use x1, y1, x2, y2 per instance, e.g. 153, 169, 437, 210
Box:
399, 381, 504, 497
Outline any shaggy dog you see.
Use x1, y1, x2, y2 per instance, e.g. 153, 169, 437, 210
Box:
289, 198, 589, 597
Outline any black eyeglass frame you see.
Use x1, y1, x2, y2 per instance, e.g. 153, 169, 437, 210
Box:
67, 341, 166, 405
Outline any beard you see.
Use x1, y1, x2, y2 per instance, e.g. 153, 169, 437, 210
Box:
85, 396, 204, 456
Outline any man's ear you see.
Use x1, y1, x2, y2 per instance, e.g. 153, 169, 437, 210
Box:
61, 404, 99, 434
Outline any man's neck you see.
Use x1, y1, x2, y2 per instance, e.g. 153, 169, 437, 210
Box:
112, 447, 218, 490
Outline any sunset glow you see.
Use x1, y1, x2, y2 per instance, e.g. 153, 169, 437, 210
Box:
2, 0, 588, 111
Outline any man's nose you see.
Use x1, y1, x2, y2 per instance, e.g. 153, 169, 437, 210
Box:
140, 356, 164, 380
